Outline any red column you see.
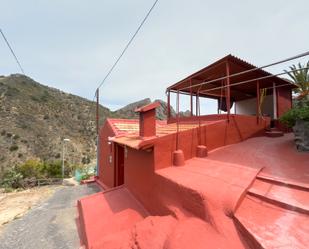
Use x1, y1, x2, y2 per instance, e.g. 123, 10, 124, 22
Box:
167, 90, 170, 119
196, 94, 198, 116
256, 80, 260, 124
225, 62, 231, 122
190, 80, 193, 116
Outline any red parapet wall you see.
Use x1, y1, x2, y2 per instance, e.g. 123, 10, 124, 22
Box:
154, 114, 270, 170
167, 114, 229, 124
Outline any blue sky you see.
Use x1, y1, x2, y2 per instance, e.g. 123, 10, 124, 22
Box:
1, 0, 309, 112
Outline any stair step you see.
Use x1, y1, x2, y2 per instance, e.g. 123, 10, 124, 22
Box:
265, 131, 284, 137
248, 179, 309, 215
257, 174, 309, 191
235, 195, 309, 249
266, 127, 280, 132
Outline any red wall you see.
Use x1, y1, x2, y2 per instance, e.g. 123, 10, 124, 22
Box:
98, 120, 116, 188
276, 87, 292, 131
277, 87, 292, 117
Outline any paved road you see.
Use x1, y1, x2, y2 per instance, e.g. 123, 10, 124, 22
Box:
0, 183, 100, 249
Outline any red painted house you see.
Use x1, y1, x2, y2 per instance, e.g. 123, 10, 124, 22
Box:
77, 55, 309, 249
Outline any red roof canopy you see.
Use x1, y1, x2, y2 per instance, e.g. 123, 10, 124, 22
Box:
167, 55, 296, 101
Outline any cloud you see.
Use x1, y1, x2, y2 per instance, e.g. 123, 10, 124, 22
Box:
1, 0, 309, 112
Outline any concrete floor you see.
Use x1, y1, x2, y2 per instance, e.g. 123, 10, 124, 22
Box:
0, 183, 100, 249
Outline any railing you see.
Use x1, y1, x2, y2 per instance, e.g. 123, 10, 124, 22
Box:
37, 178, 63, 186
21, 178, 63, 187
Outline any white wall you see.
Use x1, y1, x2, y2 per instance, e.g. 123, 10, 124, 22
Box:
235, 95, 273, 118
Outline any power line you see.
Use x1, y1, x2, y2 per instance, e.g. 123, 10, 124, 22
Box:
0, 28, 25, 74
96, 0, 159, 90
87, 0, 159, 130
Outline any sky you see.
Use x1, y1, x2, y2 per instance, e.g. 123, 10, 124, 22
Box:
1, 0, 309, 112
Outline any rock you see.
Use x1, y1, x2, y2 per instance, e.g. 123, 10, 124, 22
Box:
293, 120, 309, 152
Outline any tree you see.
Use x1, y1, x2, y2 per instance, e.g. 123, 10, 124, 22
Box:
285, 61, 309, 99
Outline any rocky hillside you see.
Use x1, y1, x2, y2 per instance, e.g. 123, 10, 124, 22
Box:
0, 74, 179, 176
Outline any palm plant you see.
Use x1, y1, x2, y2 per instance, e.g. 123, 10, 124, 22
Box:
285, 61, 309, 98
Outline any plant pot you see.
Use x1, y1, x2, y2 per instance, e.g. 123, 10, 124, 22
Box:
293, 120, 309, 152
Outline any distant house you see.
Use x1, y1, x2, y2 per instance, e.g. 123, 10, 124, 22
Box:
77, 55, 309, 249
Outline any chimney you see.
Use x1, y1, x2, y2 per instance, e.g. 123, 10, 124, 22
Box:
135, 102, 160, 138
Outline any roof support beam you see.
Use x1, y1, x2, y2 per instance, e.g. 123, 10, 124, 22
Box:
226, 61, 231, 122
167, 90, 171, 120
256, 80, 260, 124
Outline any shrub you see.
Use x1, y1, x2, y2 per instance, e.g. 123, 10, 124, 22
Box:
279, 105, 309, 128
0, 159, 74, 190
42, 160, 62, 178
13, 134, 20, 140
1, 167, 23, 189
81, 156, 90, 164
9, 145, 19, 151
16, 159, 44, 179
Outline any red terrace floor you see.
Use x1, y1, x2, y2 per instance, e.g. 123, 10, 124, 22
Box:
78, 134, 309, 249
206, 133, 309, 185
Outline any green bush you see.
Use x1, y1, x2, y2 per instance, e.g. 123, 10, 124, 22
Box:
16, 159, 44, 179
280, 105, 309, 128
9, 145, 19, 151
41, 160, 62, 178
13, 134, 20, 140
0, 159, 74, 190
1, 167, 23, 189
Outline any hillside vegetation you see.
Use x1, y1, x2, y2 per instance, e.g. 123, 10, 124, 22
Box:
0, 74, 176, 177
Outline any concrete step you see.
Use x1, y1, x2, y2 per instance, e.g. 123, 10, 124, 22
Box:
265, 131, 284, 137
257, 174, 309, 191
248, 178, 309, 215
235, 195, 309, 249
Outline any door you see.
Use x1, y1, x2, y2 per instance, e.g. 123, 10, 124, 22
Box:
115, 145, 124, 186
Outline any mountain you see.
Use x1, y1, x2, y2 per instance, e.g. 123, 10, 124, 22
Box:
0, 74, 181, 176
114, 98, 176, 120
0, 74, 115, 175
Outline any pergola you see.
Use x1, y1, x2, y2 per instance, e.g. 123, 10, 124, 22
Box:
166, 54, 296, 122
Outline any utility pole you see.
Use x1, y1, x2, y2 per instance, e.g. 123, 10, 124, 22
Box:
62, 138, 70, 178
96, 88, 99, 135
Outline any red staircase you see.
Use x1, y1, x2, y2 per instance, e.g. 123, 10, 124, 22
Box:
234, 176, 309, 248
265, 127, 284, 137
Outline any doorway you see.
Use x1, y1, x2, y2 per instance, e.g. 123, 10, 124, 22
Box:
115, 145, 124, 186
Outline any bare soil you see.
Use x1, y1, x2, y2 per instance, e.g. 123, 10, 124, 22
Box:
0, 186, 59, 232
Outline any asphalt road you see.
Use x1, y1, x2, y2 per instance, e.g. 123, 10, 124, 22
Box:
0, 183, 100, 249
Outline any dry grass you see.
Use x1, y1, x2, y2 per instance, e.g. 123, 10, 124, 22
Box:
0, 186, 61, 233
